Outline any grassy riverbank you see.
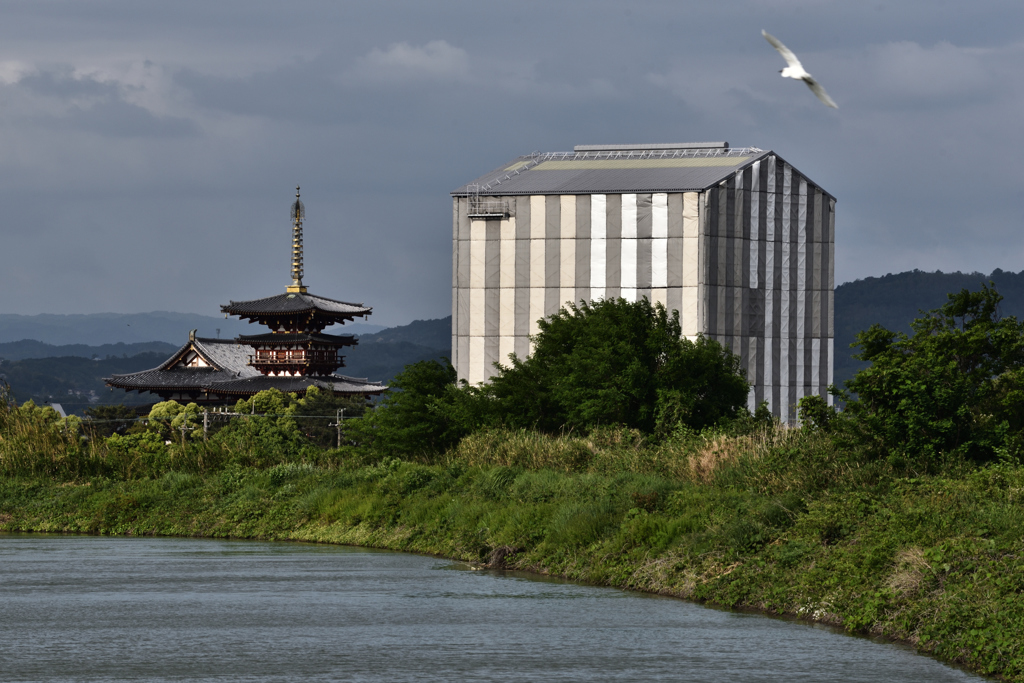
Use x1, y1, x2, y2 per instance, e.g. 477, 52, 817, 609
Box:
2, 426, 1021, 680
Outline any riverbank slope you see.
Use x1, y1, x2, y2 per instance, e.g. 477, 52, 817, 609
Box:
1, 428, 1021, 681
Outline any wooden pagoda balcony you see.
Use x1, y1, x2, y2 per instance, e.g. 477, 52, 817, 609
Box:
248, 348, 343, 375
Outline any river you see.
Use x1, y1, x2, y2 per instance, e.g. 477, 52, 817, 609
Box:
0, 534, 986, 682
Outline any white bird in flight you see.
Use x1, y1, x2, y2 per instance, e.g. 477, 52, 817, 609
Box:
762, 30, 838, 109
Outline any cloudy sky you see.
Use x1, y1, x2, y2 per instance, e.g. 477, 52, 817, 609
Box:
0, 0, 1021, 326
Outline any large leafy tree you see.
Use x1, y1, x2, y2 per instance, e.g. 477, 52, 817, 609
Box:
356, 299, 750, 456
485, 298, 749, 433
349, 359, 471, 457
842, 284, 1024, 462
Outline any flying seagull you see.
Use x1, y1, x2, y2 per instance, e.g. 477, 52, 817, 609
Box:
762, 30, 838, 109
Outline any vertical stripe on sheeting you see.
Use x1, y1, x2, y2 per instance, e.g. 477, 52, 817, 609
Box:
470, 288, 485, 337
484, 222, 500, 378
545, 195, 561, 318
605, 194, 622, 297
827, 341, 835, 406
515, 197, 531, 240
515, 335, 530, 362
484, 334, 498, 381
767, 157, 780, 408
652, 193, 668, 238
514, 240, 530, 337
530, 196, 545, 238
469, 336, 484, 385
621, 194, 638, 298
652, 193, 668, 288
780, 164, 791, 422
812, 337, 822, 397
529, 287, 544, 339
622, 193, 638, 239
750, 161, 760, 289
667, 193, 683, 288
681, 192, 700, 337
636, 194, 653, 238
796, 337, 805, 405
798, 178, 808, 302
637, 239, 653, 291
485, 222, 500, 289
498, 213, 515, 342
652, 236, 668, 290
621, 240, 638, 301
529, 236, 545, 289
452, 199, 461, 375
590, 194, 607, 295
457, 335, 469, 384
499, 217, 515, 288
705, 190, 718, 336
575, 195, 591, 301
498, 335, 514, 370
560, 195, 576, 290
513, 196, 531, 347
636, 194, 653, 298
499, 286, 515, 337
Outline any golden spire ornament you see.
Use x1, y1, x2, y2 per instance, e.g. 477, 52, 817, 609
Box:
287, 186, 307, 293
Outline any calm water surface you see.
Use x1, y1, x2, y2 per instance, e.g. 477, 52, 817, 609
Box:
0, 534, 986, 682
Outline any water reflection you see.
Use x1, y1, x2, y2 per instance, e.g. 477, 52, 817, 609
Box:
0, 534, 986, 682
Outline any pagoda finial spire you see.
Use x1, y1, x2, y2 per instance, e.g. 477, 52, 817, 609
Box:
287, 185, 307, 293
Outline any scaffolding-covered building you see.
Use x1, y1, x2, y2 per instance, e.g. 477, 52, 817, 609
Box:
451, 142, 835, 421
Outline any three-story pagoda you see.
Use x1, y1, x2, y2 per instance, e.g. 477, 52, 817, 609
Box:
105, 189, 385, 404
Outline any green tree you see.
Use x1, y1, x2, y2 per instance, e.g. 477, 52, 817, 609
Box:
485, 298, 749, 434
347, 359, 470, 457
841, 284, 1024, 463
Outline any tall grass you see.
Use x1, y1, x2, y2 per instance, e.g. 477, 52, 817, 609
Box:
445, 423, 812, 486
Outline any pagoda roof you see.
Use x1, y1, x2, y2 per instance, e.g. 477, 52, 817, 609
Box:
221, 291, 371, 320
104, 336, 385, 398
236, 332, 357, 346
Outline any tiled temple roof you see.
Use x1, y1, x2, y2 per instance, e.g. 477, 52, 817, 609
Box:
221, 291, 371, 321
104, 337, 384, 399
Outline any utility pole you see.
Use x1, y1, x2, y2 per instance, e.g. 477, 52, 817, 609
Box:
203, 410, 209, 440
330, 408, 345, 449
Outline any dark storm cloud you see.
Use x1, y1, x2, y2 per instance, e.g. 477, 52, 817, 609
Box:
0, 0, 1023, 326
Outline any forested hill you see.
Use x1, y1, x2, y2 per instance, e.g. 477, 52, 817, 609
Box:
834, 268, 1024, 389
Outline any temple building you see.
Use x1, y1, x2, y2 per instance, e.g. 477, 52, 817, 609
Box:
451, 142, 835, 421
105, 189, 385, 405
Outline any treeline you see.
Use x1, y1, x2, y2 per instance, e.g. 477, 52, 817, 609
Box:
8, 286, 1024, 478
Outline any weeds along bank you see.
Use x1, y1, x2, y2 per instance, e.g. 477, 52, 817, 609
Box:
1, 423, 1023, 681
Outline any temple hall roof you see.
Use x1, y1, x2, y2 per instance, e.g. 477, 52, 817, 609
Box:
104, 336, 384, 399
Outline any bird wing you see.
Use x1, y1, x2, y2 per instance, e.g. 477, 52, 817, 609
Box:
803, 76, 838, 109
762, 30, 803, 70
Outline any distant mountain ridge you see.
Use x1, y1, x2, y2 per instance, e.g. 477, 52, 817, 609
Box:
0, 340, 179, 362
8, 267, 1024, 411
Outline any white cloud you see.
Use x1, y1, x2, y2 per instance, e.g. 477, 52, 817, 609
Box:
345, 40, 471, 84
